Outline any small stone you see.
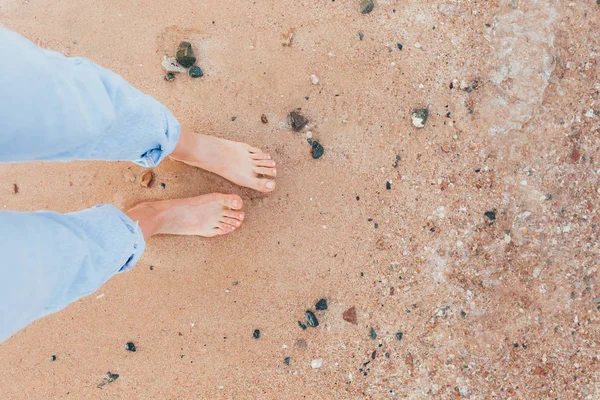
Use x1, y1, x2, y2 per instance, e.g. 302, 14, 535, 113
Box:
140, 170, 154, 188
306, 131, 313, 139
343, 307, 357, 324
164, 73, 175, 81
484, 211, 496, 221
533, 267, 542, 278
284, 357, 291, 366
50, 355, 57, 361
359, 32, 364, 40
189, 66, 203, 78
176, 41, 196, 68
414, 42, 422, 49
311, 359, 323, 369
395, 332, 403, 341
261, 114, 268, 124
125, 342, 136, 352
310, 74, 319, 85
281, 29, 294, 46
12, 183, 18, 194
386, 181, 391, 190
97, 371, 120, 388
369, 328, 377, 339
160, 183, 166, 189
298, 321, 307, 330
161, 56, 187, 73
305, 310, 319, 327
288, 111, 308, 131
253, 329, 260, 339
359, 0, 374, 14
311, 141, 324, 159
315, 299, 328, 310
411, 108, 429, 128
397, 43, 403, 50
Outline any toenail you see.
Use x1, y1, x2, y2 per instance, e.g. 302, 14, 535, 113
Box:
273, 169, 277, 175
239, 214, 244, 219
266, 181, 274, 189
236, 221, 241, 226
233, 200, 240, 207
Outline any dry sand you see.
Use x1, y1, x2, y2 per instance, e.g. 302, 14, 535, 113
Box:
1, 0, 600, 398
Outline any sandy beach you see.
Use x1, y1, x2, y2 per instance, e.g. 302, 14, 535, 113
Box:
1, 0, 599, 398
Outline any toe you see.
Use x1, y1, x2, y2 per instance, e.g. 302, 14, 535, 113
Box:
250, 152, 272, 161
254, 167, 277, 177
220, 194, 243, 210
248, 146, 263, 154
223, 209, 245, 221
254, 159, 276, 168
253, 178, 276, 193
217, 222, 236, 232
221, 216, 242, 228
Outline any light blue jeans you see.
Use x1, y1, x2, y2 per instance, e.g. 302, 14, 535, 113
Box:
0, 26, 181, 342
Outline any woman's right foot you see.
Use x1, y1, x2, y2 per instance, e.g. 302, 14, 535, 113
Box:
126, 193, 245, 239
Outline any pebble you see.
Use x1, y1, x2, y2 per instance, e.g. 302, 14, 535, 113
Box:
484, 211, 496, 221
161, 56, 187, 73
97, 372, 119, 389
164, 73, 175, 81
533, 267, 542, 278
315, 298, 328, 310
305, 310, 319, 327
160, 183, 166, 189
386, 181, 391, 190
253, 329, 261, 339
411, 108, 429, 128
359, 32, 364, 40
12, 183, 18, 194
288, 111, 308, 131
189, 66, 203, 78
311, 359, 323, 369
310, 74, 319, 85
343, 306, 357, 324
311, 141, 324, 159
281, 29, 294, 46
50, 355, 57, 361
124, 342, 136, 352
306, 131, 313, 139
414, 42, 422, 49
175, 41, 196, 68
359, 0, 374, 14
298, 321, 308, 330
369, 328, 377, 339
284, 357, 291, 366
140, 170, 154, 188
261, 114, 268, 124
397, 43, 403, 50
396, 332, 404, 341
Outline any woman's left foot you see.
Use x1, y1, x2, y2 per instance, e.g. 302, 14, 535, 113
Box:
170, 128, 276, 193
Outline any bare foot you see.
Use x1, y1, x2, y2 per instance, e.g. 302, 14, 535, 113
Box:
170, 128, 276, 193
126, 193, 244, 239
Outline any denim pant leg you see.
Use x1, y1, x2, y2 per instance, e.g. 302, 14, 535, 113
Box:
0, 206, 145, 343
0, 26, 181, 342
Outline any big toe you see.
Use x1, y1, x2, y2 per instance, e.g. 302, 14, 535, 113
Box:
253, 178, 276, 193
220, 194, 243, 210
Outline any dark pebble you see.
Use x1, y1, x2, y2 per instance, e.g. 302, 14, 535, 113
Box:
386, 181, 391, 190
360, 0, 374, 14
311, 141, 324, 159
513, 343, 519, 348
359, 32, 364, 40
305, 310, 319, 327
284, 357, 291, 366
484, 211, 496, 221
288, 111, 308, 131
106, 372, 119, 382
395, 332, 403, 341
50, 355, 57, 361
298, 321, 307, 330
369, 328, 377, 339
385, 352, 390, 359
160, 183, 166, 189
315, 298, 328, 310
371, 351, 376, 359
164, 73, 175, 81
374, 223, 379, 229
460, 310, 466, 318
125, 342, 136, 352
261, 114, 268, 123
176, 41, 196, 68
189, 66, 203, 78
397, 43, 403, 50
253, 329, 260, 339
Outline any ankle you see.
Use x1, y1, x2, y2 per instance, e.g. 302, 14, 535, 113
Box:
126, 203, 163, 240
